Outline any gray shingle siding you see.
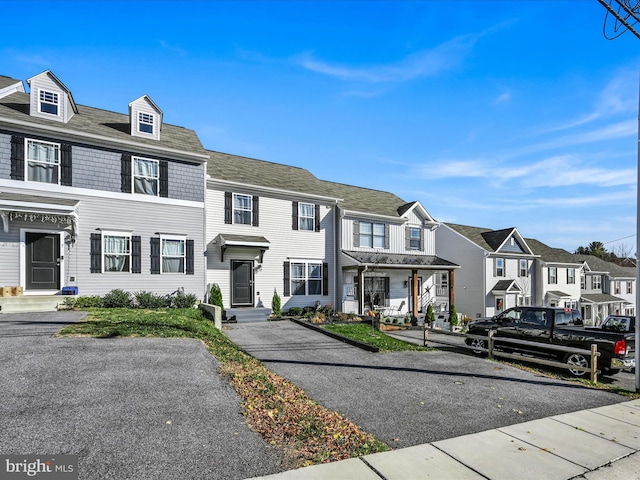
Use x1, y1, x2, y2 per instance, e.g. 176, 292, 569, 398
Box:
72, 145, 121, 192
0, 132, 10, 179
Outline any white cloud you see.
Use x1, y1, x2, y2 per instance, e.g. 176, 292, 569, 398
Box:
494, 91, 510, 105
296, 33, 479, 83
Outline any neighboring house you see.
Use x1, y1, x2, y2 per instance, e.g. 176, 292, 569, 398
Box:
324, 181, 458, 318
205, 151, 339, 314
574, 254, 635, 324
0, 71, 208, 302
526, 239, 583, 309
435, 224, 537, 319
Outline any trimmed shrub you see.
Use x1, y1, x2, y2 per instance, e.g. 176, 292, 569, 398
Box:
72, 295, 103, 309
209, 283, 224, 311
102, 289, 132, 308
426, 304, 436, 326
135, 291, 169, 309
287, 307, 303, 317
271, 290, 282, 317
171, 291, 198, 309
449, 304, 459, 327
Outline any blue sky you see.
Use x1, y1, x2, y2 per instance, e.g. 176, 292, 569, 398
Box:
1, 0, 638, 253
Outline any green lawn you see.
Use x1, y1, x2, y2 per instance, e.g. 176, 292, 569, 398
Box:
322, 323, 430, 352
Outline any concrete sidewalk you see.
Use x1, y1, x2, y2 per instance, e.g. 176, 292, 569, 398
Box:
250, 399, 640, 480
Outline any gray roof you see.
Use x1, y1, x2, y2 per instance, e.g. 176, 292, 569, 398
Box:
319, 180, 409, 218
547, 290, 571, 298
216, 234, 270, 245
0, 89, 207, 160
446, 223, 521, 253
526, 238, 580, 264
0, 75, 21, 90
491, 280, 519, 292
581, 293, 628, 304
342, 250, 458, 268
207, 150, 326, 196
207, 150, 417, 219
574, 254, 636, 278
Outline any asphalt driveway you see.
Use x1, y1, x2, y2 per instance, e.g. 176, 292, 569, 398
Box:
0, 312, 281, 480
224, 320, 627, 449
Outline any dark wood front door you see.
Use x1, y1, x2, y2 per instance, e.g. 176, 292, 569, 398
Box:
25, 232, 61, 291
231, 260, 253, 306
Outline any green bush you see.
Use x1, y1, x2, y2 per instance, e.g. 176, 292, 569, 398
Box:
271, 290, 282, 317
287, 306, 303, 317
426, 304, 436, 326
102, 289, 132, 308
449, 304, 459, 327
209, 283, 224, 310
171, 291, 198, 309
135, 291, 169, 309
71, 295, 103, 309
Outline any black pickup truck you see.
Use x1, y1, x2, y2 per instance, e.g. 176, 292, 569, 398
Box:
465, 307, 635, 377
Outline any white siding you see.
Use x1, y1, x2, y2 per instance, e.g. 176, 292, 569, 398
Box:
206, 188, 335, 312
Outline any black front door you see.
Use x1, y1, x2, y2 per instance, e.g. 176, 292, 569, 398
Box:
231, 260, 253, 306
25, 232, 61, 291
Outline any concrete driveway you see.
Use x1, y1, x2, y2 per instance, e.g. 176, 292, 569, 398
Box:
0, 312, 281, 480
224, 321, 627, 449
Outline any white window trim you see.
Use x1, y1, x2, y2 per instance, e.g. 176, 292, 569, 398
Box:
519, 259, 528, 277
289, 259, 323, 296
593, 275, 602, 290
409, 227, 421, 251
233, 193, 253, 225
299, 202, 315, 231
132, 156, 159, 196
101, 230, 132, 274
160, 234, 186, 274
138, 112, 155, 134
567, 268, 575, 284
38, 88, 60, 116
495, 258, 505, 277
25, 138, 61, 185
360, 221, 385, 249
548, 267, 557, 284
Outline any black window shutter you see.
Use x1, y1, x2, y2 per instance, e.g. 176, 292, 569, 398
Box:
384, 224, 389, 249
314, 204, 320, 232
131, 236, 141, 274
405, 226, 411, 250
10, 135, 24, 181
323, 262, 329, 296
224, 192, 232, 224
283, 261, 290, 296
60, 143, 72, 186
353, 220, 360, 248
90, 233, 102, 273
159, 160, 169, 197
252, 196, 259, 227
121, 154, 132, 193
292, 202, 299, 230
150, 237, 161, 274
419, 228, 424, 251
186, 239, 194, 275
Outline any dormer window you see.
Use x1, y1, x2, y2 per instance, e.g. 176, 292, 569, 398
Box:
39, 89, 59, 115
138, 112, 154, 134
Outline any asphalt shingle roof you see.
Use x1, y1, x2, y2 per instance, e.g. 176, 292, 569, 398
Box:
0, 75, 21, 90
342, 250, 458, 268
0, 90, 206, 158
445, 223, 520, 252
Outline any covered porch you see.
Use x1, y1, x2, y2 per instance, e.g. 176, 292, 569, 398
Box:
580, 293, 629, 326
340, 250, 458, 321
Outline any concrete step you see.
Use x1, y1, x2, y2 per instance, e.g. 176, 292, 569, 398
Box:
0, 295, 73, 314
225, 307, 271, 323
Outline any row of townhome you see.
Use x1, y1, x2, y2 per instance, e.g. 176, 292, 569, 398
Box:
437, 224, 636, 324
0, 71, 635, 322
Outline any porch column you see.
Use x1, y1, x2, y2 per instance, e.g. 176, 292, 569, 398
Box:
449, 269, 455, 309
412, 269, 419, 317
357, 266, 366, 315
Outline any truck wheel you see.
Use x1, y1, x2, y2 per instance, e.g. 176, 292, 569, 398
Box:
468, 337, 488, 355
564, 353, 589, 377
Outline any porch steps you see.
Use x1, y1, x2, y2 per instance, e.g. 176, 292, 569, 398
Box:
0, 295, 72, 314
225, 307, 271, 323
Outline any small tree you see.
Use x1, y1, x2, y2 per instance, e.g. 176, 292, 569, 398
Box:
272, 289, 282, 317
449, 304, 459, 328
210, 283, 224, 311
425, 303, 436, 327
